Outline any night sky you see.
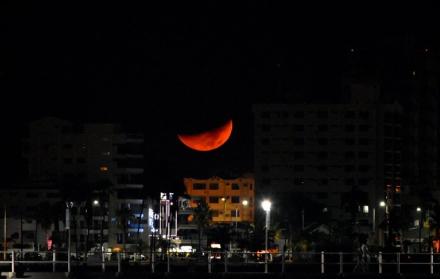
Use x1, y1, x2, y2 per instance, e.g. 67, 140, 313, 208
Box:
1, 3, 439, 192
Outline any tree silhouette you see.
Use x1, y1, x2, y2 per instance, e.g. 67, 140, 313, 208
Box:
193, 199, 212, 254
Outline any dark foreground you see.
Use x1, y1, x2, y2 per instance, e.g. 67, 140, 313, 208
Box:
3, 273, 440, 279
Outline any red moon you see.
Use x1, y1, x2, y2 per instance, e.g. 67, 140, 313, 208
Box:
178, 119, 233, 152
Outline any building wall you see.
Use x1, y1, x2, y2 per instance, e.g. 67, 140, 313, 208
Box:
253, 103, 402, 228
183, 176, 255, 224
22, 117, 148, 252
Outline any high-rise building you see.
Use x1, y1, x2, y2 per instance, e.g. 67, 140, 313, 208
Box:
21, 117, 150, 252
253, 90, 402, 233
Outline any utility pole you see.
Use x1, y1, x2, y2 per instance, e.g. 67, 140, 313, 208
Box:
20, 212, 23, 259
3, 206, 6, 260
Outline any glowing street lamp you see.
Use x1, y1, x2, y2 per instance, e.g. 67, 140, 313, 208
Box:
93, 200, 100, 206
261, 200, 271, 273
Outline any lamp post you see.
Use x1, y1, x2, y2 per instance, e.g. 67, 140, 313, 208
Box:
379, 200, 389, 247
65, 202, 73, 274
417, 206, 422, 252
93, 200, 104, 255
261, 200, 271, 274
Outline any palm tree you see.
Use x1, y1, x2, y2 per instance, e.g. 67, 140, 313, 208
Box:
116, 206, 132, 252
32, 202, 53, 251
193, 199, 212, 254
95, 179, 113, 251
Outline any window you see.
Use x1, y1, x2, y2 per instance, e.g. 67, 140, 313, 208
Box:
261, 112, 270, 119
317, 165, 328, 171
318, 138, 328, 145
261, 165, 269, 172
77, 158, 86, 164
359, 111, 369, 120
359, 125, 370, 132
47, 193, 60, 198
231, 210, 240, 217
294, 152, 304, 159
193, 183, 206, 190
63, 144, 73, 149
345, 165, 355, 172
100, 165, 109, 172
317, 152, 328, 159
294, 138, 304, 145
262, 178, 271, 185
318, 125, 328, 132
294, 165, 304, 171
359, 152, 369, 159
25, 192, 39, 198
317, 111, 328, 119
293, 111, 304, 118
345, 151, 355, 159
261, 138, 270, 145
231, 183, 240, 190
294, 177, 304, 185
345, 138, 355, 145
344, 111, 356, 119
345, 125, 355, 132
345, 178, 355, 186
316, 192, 328, 199
209, 183, 219, 190
209, 197, 219, 203
63, 158, 73, 164
359, 165, 371, 172
359, 138, 369, 145
359, 178, 370, 186
320, 179, 328, 185
250, 184, 253, 190
294, 125, 304, 132
261, 125, 271, 132
231, 196, 240, 203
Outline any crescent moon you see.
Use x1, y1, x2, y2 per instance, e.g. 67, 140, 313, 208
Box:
178, 119, 233, 152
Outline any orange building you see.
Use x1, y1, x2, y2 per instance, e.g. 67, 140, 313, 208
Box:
184, 175, 255, 224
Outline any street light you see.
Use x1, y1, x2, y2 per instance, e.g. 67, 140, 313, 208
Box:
93, 199, 105, 256
235, 200, 249, 234
417, 206, 422, 252
261, 200, 271, 273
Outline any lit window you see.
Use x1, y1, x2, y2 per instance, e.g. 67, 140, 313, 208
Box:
362, 205, 369, 214
100, 165, 109, 172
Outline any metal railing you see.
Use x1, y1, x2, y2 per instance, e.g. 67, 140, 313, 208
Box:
1, 250, 440, 274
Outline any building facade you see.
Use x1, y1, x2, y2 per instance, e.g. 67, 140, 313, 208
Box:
183, 175, 255, 224
253, 100, 403, 233
21, 117, 150, 252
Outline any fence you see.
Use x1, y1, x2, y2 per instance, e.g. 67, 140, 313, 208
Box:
0, 250, 440, 274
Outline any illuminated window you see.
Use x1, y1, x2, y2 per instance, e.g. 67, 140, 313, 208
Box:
100, 165, 109, 172
362, 205, 369, 213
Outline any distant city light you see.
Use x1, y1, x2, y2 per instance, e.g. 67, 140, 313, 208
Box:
93, 200, 99, 206
417, 207, 422, 212
242, 200, 249, 206
379, 201, 386, 207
